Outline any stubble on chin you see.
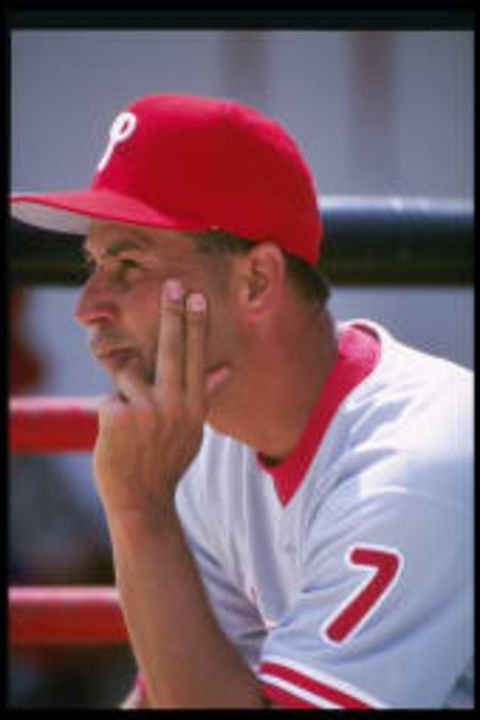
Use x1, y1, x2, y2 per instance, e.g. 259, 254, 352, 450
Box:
109, 354, 156, 396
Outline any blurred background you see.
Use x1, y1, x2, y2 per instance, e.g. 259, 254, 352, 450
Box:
9, 28, 474, 708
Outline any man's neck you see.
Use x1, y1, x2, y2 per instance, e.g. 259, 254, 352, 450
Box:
208, 307, 339, 463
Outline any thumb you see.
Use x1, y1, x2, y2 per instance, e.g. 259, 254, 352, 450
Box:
96, 392, 118, 431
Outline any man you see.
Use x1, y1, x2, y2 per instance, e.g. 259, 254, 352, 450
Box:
11, 94, 473, 709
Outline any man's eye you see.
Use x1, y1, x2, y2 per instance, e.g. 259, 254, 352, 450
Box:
79, 254, 140, 281
116, 258, 141, 278
119, 258, 139, 270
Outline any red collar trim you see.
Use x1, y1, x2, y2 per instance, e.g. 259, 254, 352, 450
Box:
256, 323, 381, 506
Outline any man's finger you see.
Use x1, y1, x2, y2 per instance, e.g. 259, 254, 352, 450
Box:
185, 292, 207, 411
97, 392, 118, 430
155, 279, 185, 403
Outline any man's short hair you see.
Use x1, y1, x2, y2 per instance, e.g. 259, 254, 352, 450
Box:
192, 229, 330, 305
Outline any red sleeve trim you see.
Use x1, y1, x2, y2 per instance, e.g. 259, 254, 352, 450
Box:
260, 660, 376, 709
262, 681, 318, 709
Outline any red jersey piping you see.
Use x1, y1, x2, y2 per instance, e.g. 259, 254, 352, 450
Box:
256, 323, 381, 506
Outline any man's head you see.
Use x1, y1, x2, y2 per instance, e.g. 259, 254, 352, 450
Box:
75, 217, 329, 426
11, 93, 329, 426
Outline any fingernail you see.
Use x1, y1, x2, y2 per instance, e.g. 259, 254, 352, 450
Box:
187, 293, 206, 313
164, 279, 183, 301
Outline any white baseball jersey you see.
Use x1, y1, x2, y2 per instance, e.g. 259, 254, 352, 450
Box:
173, 319, 473, 709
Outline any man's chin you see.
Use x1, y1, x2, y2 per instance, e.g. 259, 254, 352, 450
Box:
97, 351, 153, 385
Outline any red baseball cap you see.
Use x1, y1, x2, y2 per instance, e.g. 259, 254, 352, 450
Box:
10, 94, 323, 264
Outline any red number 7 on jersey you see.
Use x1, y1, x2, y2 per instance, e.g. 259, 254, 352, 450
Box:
321, 544, 403, 644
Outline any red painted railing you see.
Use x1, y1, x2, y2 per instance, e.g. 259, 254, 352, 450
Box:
9, 586, 127, 646
9, 396, 100, 453
9, 396, 123, 647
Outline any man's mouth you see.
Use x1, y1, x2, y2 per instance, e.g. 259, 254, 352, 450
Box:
95, 348, 138, 371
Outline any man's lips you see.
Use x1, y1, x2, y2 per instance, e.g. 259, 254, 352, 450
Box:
94, 347, 138, 369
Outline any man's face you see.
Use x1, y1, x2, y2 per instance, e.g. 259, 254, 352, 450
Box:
75, 220, 237, 399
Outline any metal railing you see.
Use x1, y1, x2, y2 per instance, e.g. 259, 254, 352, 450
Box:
9, 196, 474, 286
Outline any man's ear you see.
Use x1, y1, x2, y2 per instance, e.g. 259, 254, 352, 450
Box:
238, 242, 286, 314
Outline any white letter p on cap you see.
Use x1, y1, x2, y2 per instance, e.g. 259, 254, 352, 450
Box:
97, 111, 137, 172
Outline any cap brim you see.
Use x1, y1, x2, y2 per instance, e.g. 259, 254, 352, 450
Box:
10, 188, 204, 236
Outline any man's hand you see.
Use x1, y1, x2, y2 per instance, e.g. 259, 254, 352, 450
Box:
93, 278, 230, 517
91, 279, 263, 708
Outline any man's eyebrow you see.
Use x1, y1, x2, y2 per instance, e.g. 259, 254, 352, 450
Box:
83, 234, 151, 260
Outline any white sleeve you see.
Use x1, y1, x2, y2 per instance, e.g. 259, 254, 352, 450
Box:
175, 468, 266, 671
258, 458, 473, 709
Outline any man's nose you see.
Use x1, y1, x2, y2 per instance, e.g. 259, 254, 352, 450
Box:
74, 274, 116, 327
